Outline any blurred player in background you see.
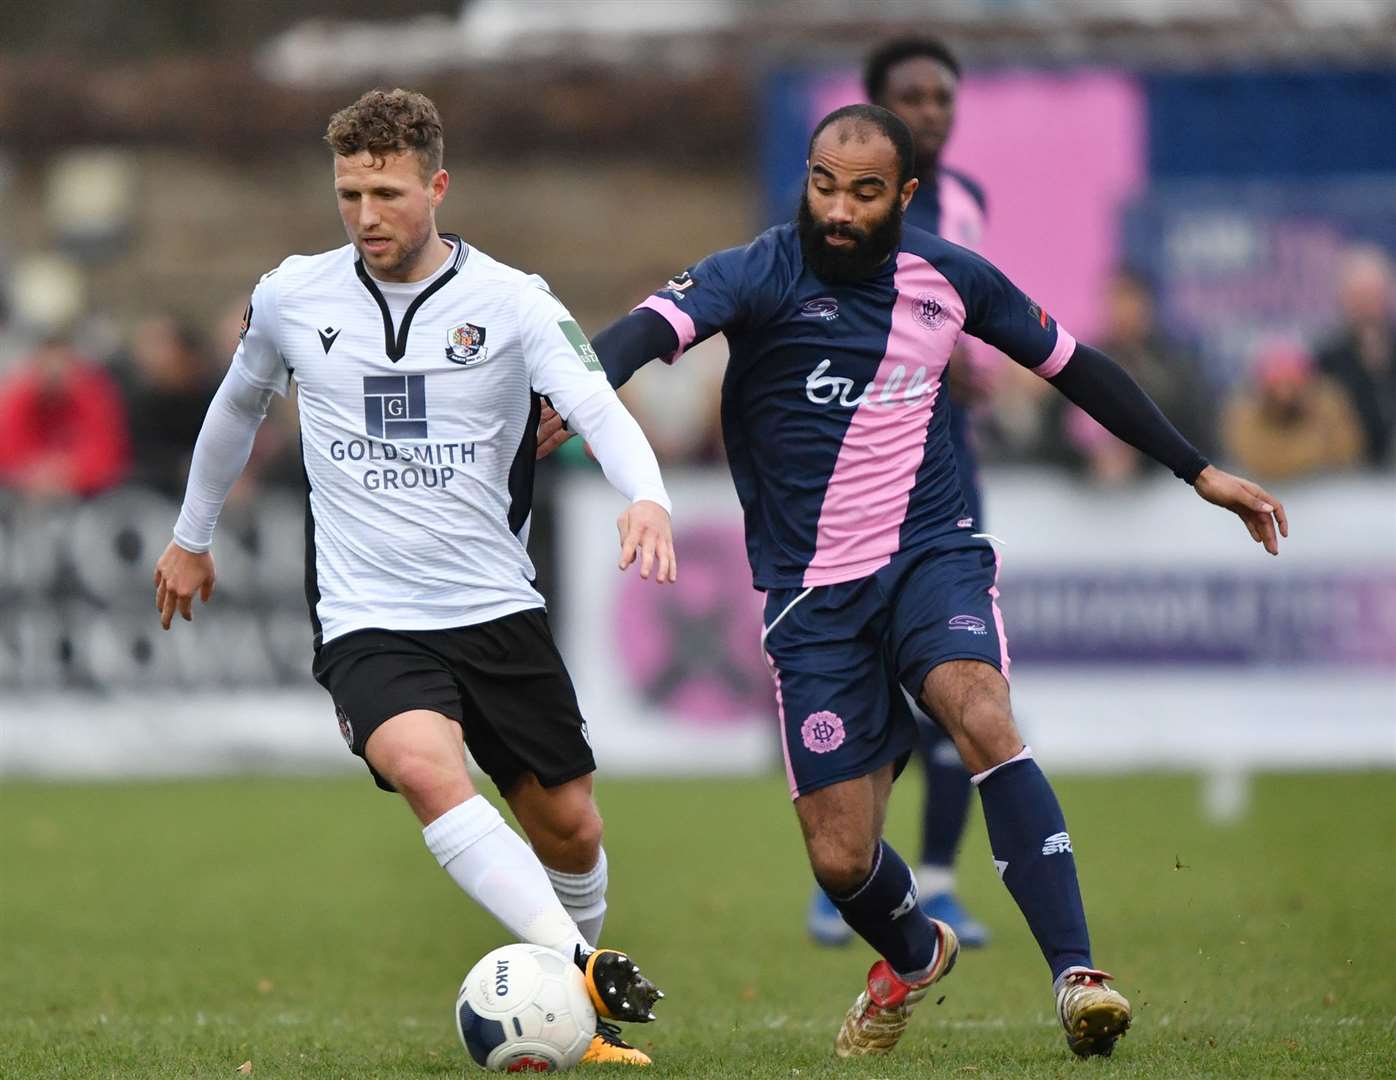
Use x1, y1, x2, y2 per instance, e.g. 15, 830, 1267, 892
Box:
805, 34, 996, 953
541, 104, 1287, 1060
152, 88, 671, 1066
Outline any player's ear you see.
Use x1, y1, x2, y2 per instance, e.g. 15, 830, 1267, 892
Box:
899, 176, 919, 211
430, 168, 449, 207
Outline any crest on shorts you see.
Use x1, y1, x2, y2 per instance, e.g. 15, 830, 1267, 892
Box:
335, 705, 354, 748
913, 293, 947, 331
446, 322, 488, 366
801, 711, 846, 754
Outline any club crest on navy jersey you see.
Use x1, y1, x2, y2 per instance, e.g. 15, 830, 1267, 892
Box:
446, 322, 489, 366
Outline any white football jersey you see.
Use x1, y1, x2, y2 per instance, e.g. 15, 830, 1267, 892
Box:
235, 236, 614, 646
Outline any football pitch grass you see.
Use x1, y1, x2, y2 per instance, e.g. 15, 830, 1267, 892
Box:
3, 770, 1394, 1078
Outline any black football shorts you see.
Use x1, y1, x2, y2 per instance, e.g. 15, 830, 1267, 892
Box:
311, 608, 595, 796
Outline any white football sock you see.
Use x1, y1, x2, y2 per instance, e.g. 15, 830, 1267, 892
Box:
916, 864, 956, 897
423, 796, 587, 959
545, 847, 608, 947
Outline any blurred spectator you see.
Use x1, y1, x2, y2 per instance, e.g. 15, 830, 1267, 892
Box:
1315, 245, 1396, 467
118, 315, 219, 497
1047, 267, 1214, 483
0, 334, 130, 498
0, 288, 25, 375
1222, 338, 1362, 481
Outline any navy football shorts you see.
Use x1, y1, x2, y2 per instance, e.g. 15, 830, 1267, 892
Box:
761, 541, 1009, 800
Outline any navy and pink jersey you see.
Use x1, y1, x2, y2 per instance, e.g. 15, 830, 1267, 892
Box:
903, 166, 993, 526
636, 222, 1075, 590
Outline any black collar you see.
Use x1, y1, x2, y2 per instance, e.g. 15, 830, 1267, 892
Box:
354, 234, 468, 362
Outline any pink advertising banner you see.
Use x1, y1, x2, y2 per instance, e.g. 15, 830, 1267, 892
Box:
806, 69, 1147, 340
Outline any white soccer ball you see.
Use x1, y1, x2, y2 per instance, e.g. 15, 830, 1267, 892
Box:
455, 944, 598, 1072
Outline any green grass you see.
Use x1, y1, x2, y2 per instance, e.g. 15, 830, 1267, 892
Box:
3, 770, 1394, 1078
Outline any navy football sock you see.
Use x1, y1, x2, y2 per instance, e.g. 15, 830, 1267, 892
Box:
974, 749, 1092, 981
823, 841, 940, 981
917, 725, 973, 871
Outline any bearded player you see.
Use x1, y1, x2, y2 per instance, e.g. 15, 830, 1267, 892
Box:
540, 104, 1286, 1059
805, 32, 1002, 953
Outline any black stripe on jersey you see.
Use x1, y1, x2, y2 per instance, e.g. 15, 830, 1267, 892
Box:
508, 392, 542, 537
354, 234, 469, 363
300, 437, 324, 650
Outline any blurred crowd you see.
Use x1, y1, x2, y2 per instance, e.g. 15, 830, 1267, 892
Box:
0, 298, 301, 506
1, 242, 1393, 508
1024, 245, 1396, 484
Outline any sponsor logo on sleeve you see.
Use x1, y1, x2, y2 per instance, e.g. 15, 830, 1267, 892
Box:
558, 319, 603, 372
239, 300, 253, 340
664, 270, 695, 294
446, 322, 489, 366
948, 614, 989, 635
1027, 299, 1049, 328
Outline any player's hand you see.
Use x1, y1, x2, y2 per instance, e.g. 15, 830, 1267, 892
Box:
617, 500, 677, 583
153, 540, 216, 629
1193, 465, 1289, 556
536, 402, 574, 460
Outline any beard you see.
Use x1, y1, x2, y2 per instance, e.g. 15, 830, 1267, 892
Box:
366, 219, 436, 280
797, 191, 903, 284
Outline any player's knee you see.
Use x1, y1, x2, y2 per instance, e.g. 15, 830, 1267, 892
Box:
533, 805, 604, 873
559, 806, 604, 867
808, 838, 876, 896
954, 701, 1021, 772
378, 746, 465, 803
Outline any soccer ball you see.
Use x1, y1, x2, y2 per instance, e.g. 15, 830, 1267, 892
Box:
455, 943, 598, 1072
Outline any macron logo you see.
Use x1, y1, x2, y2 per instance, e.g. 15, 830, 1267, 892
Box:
1042, 832, 1073, 856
